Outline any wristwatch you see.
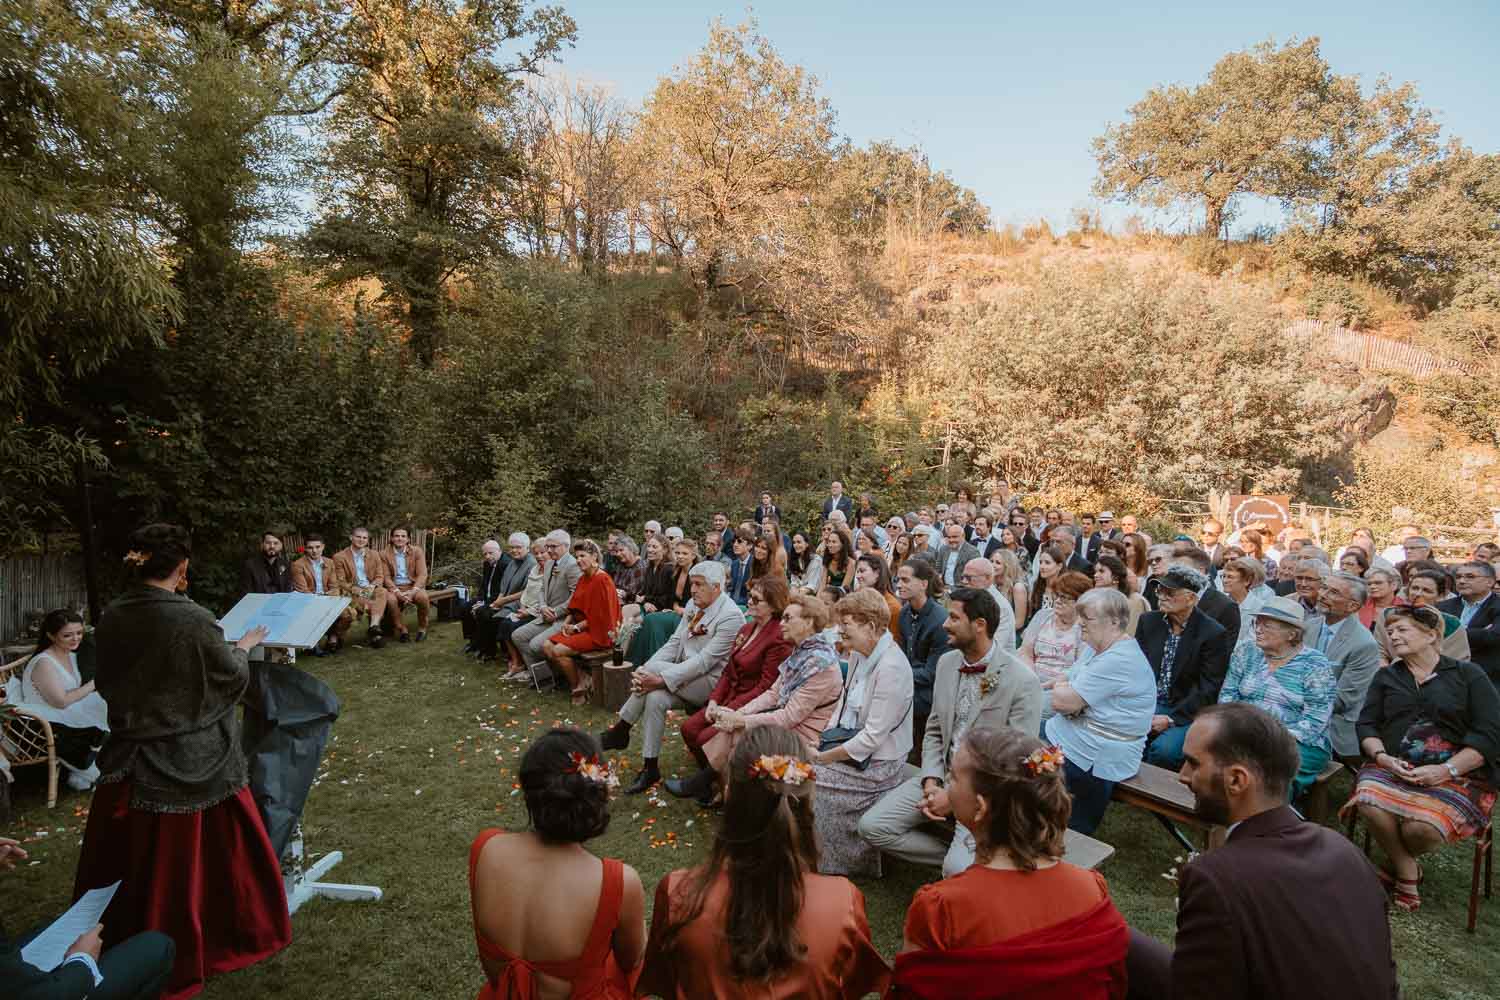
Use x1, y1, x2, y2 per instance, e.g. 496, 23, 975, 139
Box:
1446, 761, 1461, 779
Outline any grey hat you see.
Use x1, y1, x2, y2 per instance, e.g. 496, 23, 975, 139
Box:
1156, 566, 1208, 593
1252, 595, 1306, 627
1098, 511, 1115, 520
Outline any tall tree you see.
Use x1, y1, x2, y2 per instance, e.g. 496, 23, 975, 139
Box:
634, 17, 839, 291
0, 0, 181, 547
301, 0, 575, 364
1092, 38, 1340, 238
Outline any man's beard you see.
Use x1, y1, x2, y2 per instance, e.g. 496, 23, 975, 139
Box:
1194, 771, 1232, 826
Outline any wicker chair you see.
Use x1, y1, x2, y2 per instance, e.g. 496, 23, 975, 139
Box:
0, 656, 58, 809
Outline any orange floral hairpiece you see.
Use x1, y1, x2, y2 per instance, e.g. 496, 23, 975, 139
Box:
566, 751, 619, 790
123, 550, 149, 566
1023, 745, 1066, 777
747, 754, 814, 787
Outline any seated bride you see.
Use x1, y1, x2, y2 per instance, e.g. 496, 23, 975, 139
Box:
8, 610, 109, 790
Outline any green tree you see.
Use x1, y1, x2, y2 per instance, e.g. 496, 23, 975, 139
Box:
302, 0, 576, 364
634, 16, 839, 290
923, 260, 1385, 497
0, 0, 181, 547
1093, 38, 1340, 238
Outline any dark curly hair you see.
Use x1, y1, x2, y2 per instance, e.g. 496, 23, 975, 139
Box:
124, 523, 192, 582
33, 609, 84, 654
517, 728, 612, 845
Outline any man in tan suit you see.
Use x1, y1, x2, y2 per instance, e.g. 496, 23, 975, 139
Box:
382, 526, 430, 642
290, 533, 354, 654
858, 586, 1042, 877
332, 526, 389, 648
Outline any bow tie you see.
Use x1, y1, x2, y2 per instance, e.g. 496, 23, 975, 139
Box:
959, 659, 987, 675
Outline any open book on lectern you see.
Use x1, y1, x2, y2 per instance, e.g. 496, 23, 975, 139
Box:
220, 592, 352, 649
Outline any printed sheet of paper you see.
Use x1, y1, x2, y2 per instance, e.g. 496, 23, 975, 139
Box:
20, 880, 120, 972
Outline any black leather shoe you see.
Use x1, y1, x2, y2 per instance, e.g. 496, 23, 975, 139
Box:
398, 631, 411, 644
415, 631, 427, 643
664, 768, 714, 800
599, 723, 631, 752
462, 643, 477, 654
625, 766, 660, 796
368, 627, 384, 649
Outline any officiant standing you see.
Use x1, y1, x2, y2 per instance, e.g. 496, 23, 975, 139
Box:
73, 524, 292, 1000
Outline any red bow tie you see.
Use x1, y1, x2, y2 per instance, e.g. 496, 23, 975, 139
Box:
959, 660, 987, 675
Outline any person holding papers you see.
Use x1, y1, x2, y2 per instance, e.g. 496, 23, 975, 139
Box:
2, 836, 175, 1000
73, 523, 291, 999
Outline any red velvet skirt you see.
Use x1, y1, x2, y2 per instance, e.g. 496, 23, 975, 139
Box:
74, 781, 292, 1000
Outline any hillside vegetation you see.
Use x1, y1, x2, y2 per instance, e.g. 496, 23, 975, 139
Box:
4, 7, 1496, 606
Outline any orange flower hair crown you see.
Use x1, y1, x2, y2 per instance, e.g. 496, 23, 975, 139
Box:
1022, 745, 1066, 777
123, 550, 150, 566
747, 754, 814, 788
566, 752, 619, 790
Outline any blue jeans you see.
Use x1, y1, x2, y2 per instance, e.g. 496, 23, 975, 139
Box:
1144, 699, 1189, 770
1063, 759, 1116, 835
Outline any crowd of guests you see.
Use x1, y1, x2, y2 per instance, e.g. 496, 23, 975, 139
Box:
5, 489, 1500, 998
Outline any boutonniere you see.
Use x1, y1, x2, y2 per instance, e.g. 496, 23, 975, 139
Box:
979, 674, 996, 697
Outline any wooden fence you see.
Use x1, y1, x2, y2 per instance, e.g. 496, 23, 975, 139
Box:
0, 555, 88, 644
1285, 320, 1472, 377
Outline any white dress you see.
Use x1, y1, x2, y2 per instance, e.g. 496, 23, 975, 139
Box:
19, 651, 110, 732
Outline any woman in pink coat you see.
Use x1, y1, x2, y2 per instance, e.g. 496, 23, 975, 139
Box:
697, 593, 844, 795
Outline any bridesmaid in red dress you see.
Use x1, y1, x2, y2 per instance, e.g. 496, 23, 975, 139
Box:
638, 726, 890, 999
891, 727, 1129, 1000
470, 727, 645, 999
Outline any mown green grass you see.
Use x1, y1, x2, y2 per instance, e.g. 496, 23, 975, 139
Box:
5, 619, 1498, 998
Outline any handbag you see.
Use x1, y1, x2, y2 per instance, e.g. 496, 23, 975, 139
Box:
818, 726, 871, 772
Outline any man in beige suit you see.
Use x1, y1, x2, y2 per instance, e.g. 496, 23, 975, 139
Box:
858, 587, 1042, 877
332, 526, 389, 648
382, 526, 430, 642
290, 533, 354, 654
599, 561, 745, 794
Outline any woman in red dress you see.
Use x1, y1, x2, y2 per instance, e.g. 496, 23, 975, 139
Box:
73, 524, 291, 1000
891, 727, 1129, 1000
542, 540, 623, 705
470, 727, 645, 999
663, 576, 792, 806
638, 726, 889, 999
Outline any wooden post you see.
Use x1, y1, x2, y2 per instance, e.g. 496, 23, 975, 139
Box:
601, 661, 634, 713
76, 456, 101, 625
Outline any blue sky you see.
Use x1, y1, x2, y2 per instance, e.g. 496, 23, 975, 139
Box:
550, 2, 1500, 233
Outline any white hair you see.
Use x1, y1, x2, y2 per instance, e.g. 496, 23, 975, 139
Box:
507, 532, 530, 548
482, 538, 501, 553
545, 529, 571, 547
644, 520, 662, 532
665, 526, 684, 541
829, 510, 848, 525
1077, 587, 1130, 630
690, 560, 727, 586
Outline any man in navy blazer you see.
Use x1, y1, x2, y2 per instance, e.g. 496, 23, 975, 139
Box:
821, 479, 854, 522
1439, 561, 1500, 681
1135, 566, 1230, 770
896, 559, 951, 722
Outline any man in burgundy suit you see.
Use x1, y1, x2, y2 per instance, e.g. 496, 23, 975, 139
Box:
1126, 703, 1398, 1000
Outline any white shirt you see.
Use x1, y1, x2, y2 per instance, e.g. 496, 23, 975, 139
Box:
310, 559, 327, 595
393, 550, 411, 586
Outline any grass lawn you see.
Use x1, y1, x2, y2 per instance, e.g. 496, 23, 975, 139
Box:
5, 619, 1499, 998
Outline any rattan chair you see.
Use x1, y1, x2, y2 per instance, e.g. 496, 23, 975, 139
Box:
0, 656, 58, 809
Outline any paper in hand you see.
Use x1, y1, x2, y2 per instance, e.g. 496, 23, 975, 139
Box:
20, 880, 120, 972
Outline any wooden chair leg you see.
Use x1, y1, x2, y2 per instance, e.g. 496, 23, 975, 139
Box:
46, 757, 57, 809
1470, 836, 1484, 933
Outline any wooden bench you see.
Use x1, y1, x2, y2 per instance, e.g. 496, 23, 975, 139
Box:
1111, 763, 1226, 852
427, 587, 460, 621
1063, 829, 1115, 871
1302, 759, 1345, 824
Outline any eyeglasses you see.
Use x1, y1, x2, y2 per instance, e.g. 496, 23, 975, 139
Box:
747, 594, 764, 605
960, 574, 985, 584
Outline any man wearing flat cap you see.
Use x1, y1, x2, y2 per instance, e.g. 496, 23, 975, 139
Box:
1133, 565, 1231, 770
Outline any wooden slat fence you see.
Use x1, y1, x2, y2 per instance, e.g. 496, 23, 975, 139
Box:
0, 556, 88, 644
1285, 320, 1472, 377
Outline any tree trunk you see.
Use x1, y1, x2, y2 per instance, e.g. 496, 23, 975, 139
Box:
1206, 198, 1227, 241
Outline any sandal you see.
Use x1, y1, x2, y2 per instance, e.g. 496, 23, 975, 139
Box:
1376, 864, 1423, 893
1391, 879, 1421, 913
570, 674, 594, 707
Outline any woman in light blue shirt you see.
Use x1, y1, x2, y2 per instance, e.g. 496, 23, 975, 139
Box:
1046, 588, 1157, 835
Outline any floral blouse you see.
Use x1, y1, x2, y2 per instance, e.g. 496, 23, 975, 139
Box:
1219, 643, 1336, 751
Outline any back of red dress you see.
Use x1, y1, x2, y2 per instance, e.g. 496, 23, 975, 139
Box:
468, 829, 631, 1000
